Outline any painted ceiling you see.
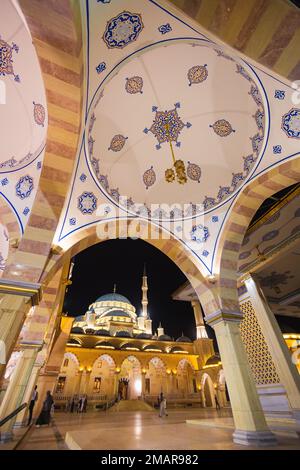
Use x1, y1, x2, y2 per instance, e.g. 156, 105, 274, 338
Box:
0, 0, 47, 234
53, 0, 300, 278
88, 40, 265, 219
0, 0, 298, 281
238, 190, 300, 273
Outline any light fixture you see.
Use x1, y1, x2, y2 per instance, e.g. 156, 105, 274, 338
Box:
164, 123, 187, 185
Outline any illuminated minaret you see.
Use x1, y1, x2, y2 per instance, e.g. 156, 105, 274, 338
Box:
141, 264, 148, 318
138, 264, 152, 335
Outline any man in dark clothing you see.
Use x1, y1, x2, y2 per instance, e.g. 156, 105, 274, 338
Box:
27, 385, 38, 426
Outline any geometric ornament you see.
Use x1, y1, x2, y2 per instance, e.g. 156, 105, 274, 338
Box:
33, 102, 46, 127
78, 192, 97, 214
187, 64, 208, 86
281, 108, 300, 139
0, 36, 20, 81
209, 119, 235, 137
108, 134, 128, 152
143, 166, 156, 189
144, 103, 191, 150
187, 161, 201, 183
103, 11, 144, 49
125, 76, 143, 94
16, 175, 34, 199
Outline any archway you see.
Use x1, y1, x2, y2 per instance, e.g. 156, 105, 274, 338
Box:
146, 357, 167, 396
119, 355, 142, 400
55, 352, 79, 397
201, 373, 215, 408
177, 359, 195, 397
90, 354, 115, 398
217, 159, 300, 316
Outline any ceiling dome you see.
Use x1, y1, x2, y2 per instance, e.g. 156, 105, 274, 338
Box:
87, 40, 266, 220
95, 293, 132, 304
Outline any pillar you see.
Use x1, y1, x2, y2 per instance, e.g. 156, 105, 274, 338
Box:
0, 346, 38, 442
212, 318, 277, 446
14, 359, 43, 427
141, 370, 146, 398
0, 295, 30, 382
244, 274, 300, 426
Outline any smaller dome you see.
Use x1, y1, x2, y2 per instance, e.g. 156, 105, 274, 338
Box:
158, 334, 172, 341
95, 329, 111, 336
67, 338, 81, 346
120, 343, 140, 351
135, 333, 153, 339
170, 346, 186, 353
71, 327, 84, 334
115, 331, 132, 338
95, 293, 132, 304
176, 335, 192, 343
103, 310, 131, 318
205, 354, 221, 366
143, 344, 162, 352
95, 341, 115, 349
85, 328, 95, 335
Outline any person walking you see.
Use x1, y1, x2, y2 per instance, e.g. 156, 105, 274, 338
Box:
35, 391, 54, 427
27, 385, 38, 426
159, 393, 168, 418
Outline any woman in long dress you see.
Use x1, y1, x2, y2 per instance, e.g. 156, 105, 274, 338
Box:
36, 391, 54, 426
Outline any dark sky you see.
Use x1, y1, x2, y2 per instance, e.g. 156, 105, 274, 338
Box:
63, 238, 201, 340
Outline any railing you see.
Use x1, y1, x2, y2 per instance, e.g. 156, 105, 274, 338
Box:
0, 403, 27, 428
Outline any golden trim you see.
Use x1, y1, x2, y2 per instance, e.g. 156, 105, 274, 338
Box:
0, 281, 42, 306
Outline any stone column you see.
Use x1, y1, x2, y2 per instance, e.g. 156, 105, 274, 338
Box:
141, 370, 146, 399
14, 360, 42, 427
200, 388, 206, 407
212, 318, 277, 446
0, 346, 38, 442
244, 274, 300, 426
74, 369, 83, 396
0, 295, 30, 382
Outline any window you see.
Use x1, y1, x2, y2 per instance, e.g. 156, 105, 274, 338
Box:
56, 376, 66, 393
94, 377, 101, 393
63, 358, 69, 367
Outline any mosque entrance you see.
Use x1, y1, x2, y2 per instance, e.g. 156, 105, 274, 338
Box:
119, 356, 142, 400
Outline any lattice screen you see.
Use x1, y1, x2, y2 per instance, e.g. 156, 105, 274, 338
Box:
240, 300, 280, 385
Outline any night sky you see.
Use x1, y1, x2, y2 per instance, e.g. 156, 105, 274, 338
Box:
63, 238, 213, 341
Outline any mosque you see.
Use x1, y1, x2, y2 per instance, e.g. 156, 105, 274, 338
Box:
55, 269, 225, 408
0, 0, 300, 451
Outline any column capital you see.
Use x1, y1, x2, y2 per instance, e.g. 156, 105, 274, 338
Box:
205, 309, 243, 327
0, 279, 43, 306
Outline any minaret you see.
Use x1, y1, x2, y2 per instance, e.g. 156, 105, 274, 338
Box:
141, 264, 148, 318
138, 264, 152, 335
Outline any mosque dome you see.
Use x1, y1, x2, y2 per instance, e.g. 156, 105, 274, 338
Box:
158, 334, 172, 341
205, 354, 221, 366
85, 328, 95, 335
95, 341, 115, 349
176, 335, 192, 343
95, 293, 132, 304
71, 327, 84, 334
170, 346, 187, 353
135, 333, 153, 339
143, 344, 162, 352
95, 329, 111, 336
115, 331, 132, 338
103, 310, 131, 319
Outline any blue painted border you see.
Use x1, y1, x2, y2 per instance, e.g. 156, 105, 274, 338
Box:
0, 191, 23, 234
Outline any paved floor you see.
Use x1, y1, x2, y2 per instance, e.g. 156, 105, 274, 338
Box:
10, 407, 300, 451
